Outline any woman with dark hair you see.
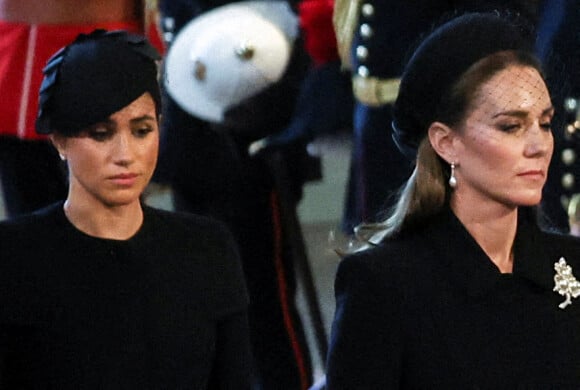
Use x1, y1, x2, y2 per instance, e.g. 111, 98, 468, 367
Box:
0, 30, 252, 389
0, 0, 164, 218
326, 12, 580, 388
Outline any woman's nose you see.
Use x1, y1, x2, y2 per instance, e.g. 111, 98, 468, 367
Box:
112, 132, 135, 165
524, 122, 552, 157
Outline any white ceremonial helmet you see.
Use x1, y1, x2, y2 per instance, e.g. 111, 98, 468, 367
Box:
163, 1, 298, 123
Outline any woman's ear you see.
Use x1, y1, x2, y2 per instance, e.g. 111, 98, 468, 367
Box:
428, 121, 457, 164
49, 134, 67, 161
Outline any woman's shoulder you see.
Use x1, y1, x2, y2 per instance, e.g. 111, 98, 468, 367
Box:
0, 202, 63, 236
0, 203, 66, 277
144, 206, 234, 242
337, 231, 436, 284
351, 229, 433, 262
539, 228, 580, 263
143, 207, 248, 316
145, 206, 227, 230
541, 228, 580, 244
144, 206, 241, 266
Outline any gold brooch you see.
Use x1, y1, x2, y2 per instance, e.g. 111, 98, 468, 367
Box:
553, 257, 580, 309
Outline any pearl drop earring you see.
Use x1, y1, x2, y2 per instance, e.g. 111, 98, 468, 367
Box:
449, 162, 457, 188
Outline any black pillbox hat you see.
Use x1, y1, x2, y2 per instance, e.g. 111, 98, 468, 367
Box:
392, 12, 535, 159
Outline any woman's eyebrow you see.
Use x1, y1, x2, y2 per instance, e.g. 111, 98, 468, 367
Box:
492, 106, 555, 118
130, 115, 156, 124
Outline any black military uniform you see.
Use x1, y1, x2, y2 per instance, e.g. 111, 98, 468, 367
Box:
537, 0, 580, 233
154, 1, 315, 388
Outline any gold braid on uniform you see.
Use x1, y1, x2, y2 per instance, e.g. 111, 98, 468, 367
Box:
332, 0, 400, 106
332, 0, 361, 70
144, 0, 160, 36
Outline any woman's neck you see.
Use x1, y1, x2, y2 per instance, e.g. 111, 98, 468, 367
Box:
63, 198, 144, 240
451, 196, 518, 273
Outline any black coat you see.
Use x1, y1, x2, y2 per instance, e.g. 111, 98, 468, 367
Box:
327, 206, 580, 388
0, 203, 252, 389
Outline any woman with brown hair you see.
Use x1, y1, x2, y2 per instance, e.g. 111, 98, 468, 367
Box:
326, 12, 580, 388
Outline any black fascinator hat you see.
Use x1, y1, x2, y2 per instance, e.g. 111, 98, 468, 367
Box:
36, 29, 161, 136
392, 12, 536, 159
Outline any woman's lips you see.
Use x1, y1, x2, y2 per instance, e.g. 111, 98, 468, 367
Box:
517, 170, 545, 179
109, 173, 138, 186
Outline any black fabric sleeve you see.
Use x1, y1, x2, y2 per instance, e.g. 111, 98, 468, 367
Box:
326, 252, 405, 389
207, 310, 254, 389
153, 208, 250, 316
190, 214, 253, 388
0, 335, 4, 390
205, 219, 250, 318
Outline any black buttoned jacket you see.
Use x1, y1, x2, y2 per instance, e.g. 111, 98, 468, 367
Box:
327, 206, 580, 389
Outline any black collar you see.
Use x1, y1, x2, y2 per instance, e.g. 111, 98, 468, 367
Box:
427, 206, 555, 298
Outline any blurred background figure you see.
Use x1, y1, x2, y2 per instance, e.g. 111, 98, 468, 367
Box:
155, 1, 324, 387
568, 194, 580, 237
247, 0, 354, 158
0, 0, 163, 219
535, 0, 580, 233
333, 0, 443, 234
